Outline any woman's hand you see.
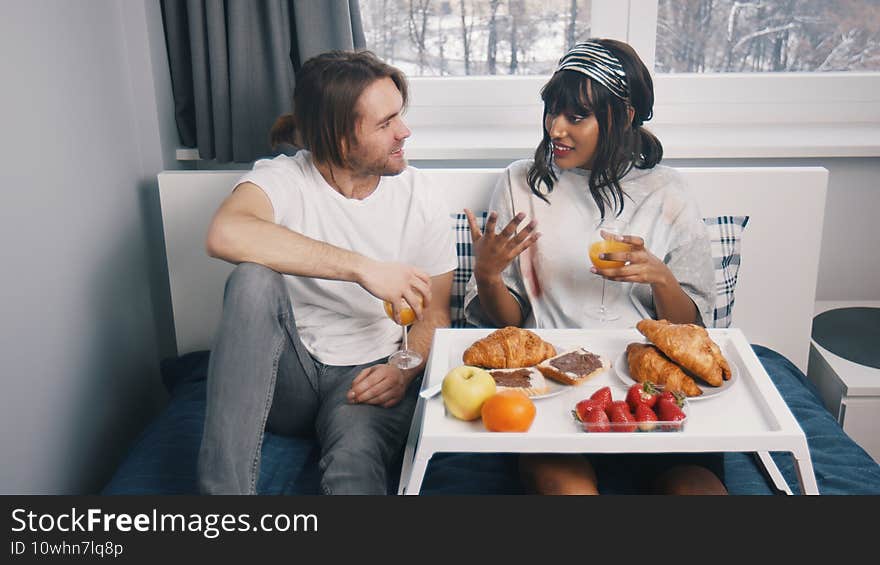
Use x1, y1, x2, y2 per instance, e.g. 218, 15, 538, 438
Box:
591, 233, 676, 289
465, 208, 540, 283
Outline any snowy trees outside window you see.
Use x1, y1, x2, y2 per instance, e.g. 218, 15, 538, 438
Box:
656, 0, 880, 72
359, 0, 591, 76
359, 1, 880, 76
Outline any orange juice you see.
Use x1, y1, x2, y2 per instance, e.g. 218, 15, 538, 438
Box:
384, 301, 416, 326
589, 240, 632, 269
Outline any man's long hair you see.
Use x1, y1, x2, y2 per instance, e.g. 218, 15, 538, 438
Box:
270, 50, 408, 167
527, 39, 662, 219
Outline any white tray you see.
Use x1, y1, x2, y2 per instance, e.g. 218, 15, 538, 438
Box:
398, 328, 818, 495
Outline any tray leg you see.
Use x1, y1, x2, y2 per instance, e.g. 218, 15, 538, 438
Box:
757, 451, 793, 495
791, 441, 820, 495
402, 452, 431, 496
397, 445, 415, 496
397, 400, 426, 495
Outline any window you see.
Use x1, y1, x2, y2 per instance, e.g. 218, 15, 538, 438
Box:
360, 0, 592, 76
357, 0, 880, 159
656, 0, 880, 73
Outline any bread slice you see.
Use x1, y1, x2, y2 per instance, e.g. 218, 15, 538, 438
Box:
488, 367, 549, 397
536, 348, 609, 385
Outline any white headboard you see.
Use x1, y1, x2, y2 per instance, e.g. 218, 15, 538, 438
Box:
158, 166, 827, 371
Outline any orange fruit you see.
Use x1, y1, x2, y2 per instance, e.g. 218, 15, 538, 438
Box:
481, 391, 536, 432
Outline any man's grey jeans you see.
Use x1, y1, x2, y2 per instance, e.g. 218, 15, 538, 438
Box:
198, 263, 419, 495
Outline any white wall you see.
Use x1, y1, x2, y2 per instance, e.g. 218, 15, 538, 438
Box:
810, 158, 880, 301
0, 1, 178, 493
664, 157, 880, 303
119, 0, 184, 361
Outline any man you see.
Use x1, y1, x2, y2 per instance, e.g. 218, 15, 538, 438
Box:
198, 50, 456, 495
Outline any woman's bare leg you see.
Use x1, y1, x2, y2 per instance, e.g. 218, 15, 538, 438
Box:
519, 454, 599, 495
652, 465, 728, 495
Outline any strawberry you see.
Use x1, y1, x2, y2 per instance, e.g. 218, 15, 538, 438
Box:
605, 400, 629, 418
573, 398, 603, 422
634, 404, 658, 432
607, 401, 637, 433
589, 386, 613, 412
658, 390, 686, 405
583, 408, 611, 433
626, 382, 658, 411
656, 397, 687, 431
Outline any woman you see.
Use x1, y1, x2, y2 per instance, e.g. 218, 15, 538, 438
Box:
463, 39, 726, 495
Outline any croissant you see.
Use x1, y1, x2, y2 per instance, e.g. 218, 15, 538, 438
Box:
636, 319, 729, 387
462, 327, 557, 369
707, 339, 732, 381
626, 343, 703, 397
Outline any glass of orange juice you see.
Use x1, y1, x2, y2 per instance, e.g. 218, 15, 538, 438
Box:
586, 218, 631, 321
384, 299, 422, 369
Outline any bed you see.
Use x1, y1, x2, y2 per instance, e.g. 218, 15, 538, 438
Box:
102, 166, 880, 495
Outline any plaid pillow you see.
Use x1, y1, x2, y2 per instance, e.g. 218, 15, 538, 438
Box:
704, 215, 749, 328
450, 212, 488, 327
449, 212, 748, 328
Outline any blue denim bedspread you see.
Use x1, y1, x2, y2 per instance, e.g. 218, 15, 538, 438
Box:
102, 345, 880, 495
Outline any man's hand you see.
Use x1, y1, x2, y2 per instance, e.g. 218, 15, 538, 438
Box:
465, 208, 540, 284
347, 364, 410, 408
358, 259, 432, 321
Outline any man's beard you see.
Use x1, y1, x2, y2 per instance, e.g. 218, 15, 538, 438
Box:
347, 145, 406, 177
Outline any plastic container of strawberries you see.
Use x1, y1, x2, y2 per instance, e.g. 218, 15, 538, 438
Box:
570, 385, 689, 433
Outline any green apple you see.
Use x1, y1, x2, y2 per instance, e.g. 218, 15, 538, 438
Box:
441, 365, 497, 421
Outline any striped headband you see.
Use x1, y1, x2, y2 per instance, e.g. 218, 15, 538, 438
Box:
556, 41, 629, 101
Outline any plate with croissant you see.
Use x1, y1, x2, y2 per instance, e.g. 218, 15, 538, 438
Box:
462, 327, 611, 399
614, 319, 738, 401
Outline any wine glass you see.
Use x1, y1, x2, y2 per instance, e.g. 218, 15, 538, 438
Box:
586, 218, 632, 321
384, 300, 422, 369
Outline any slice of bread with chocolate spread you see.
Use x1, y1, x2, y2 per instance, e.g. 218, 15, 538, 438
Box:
488, 367, 549, 397
536, 348, 609, 385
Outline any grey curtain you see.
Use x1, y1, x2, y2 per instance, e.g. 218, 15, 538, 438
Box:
162, 0, 365, 163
